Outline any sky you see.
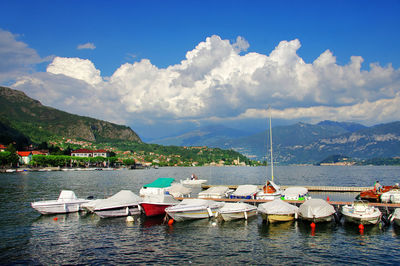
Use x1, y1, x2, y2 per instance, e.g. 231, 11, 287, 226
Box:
1, 0, 400, 140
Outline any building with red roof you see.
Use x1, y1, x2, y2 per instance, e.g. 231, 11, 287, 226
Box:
17, 151, 33, 165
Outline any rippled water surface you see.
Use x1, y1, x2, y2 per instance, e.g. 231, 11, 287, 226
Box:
1, 166, 400, 265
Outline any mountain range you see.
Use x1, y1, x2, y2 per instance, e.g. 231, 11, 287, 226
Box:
0, 86, 141, 147
150, 120, 400, 164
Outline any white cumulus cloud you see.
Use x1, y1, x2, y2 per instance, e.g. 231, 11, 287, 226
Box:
10, 34, 400, 132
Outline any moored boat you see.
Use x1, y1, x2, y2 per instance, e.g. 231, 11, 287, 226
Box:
281, 187, 309, 201
341, 200, 381, 225
217, 202, 257, 221
359, 184, 396, 202
139, 177, 179, 217
198, 186, 233, 199
82, 190, 141, 218
230, 185, 259, 199
31, 190, 90, 215
298, 199, 336, 223
257, 199, 299, 223
165, 199, 224, 222
256, 180, 282, 200
390, 208, 400, 226
381, 189, 400, 203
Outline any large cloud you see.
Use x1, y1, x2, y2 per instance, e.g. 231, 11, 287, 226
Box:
0, 28, 43, 83
10, 34, 400, 130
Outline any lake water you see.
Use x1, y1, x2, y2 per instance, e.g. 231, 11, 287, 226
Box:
1, 166, 400, 265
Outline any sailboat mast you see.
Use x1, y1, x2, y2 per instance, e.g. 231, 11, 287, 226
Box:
269, 108, 274, 181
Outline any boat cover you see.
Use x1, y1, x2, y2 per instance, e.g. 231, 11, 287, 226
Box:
299, 199, 335, 219
85, 190, 140, 211
232, 185, 259, 197
258, 199, 298, 215
143, 178, 175, 188
266, 180, 281, 191
381, 189, 400, 203
166, 183, 192, 197
199, 186, 230, 197
219, 202, 256, 213
282, 187, 308, 197
57, 190, 78, 202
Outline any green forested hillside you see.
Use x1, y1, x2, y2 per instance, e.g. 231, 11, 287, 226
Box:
0, 86, 141, 144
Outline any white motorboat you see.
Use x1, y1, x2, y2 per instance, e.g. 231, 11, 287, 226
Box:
31, 190, 90, 215
165, 199, 224, 222
139, 177, 180, 217
341, 201, 381, 225
390, 208, 400, 226
217, 202, 257, 221
198, 186, 233, 199
230, 185, 259, 199
298, 199, 336, 223
257, 199, 299, 223
381, 189, 400, 203
180, 178, 207, 187
82, 190, 141, 218
281, 187, 309, 201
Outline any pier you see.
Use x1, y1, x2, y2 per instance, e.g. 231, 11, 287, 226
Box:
201, 184, 373, 192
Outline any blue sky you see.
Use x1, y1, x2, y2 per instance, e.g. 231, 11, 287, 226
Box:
1, 0, 400, 140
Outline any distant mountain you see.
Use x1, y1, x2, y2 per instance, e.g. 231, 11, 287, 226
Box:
151, 120, 400, 164
149, 124, 249, 147
0, 86, 141, 144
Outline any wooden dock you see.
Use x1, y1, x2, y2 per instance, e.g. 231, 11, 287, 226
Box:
201, 184, 373, 193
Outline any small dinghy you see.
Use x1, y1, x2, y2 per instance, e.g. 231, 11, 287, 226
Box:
299, 199, 336, 223
257, 199, 299, 223
217, 202, 257, 221
31, 190, 90, 215
82, 190, 141, 218
341, 200, 381, 225
165, 199, 224, 222
390, 208, 400, 226
281, 187, 309, 201
198, 186, 233, 199
230, 185, 259, 199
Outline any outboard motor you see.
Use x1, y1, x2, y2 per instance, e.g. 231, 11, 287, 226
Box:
333, 212, 341, 224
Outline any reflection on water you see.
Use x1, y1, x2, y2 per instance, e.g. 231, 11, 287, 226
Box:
2, 166, 400, 264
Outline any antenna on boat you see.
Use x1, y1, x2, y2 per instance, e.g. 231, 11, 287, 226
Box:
269, 106, 274, 182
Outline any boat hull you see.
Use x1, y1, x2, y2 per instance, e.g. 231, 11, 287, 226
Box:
342, 213, 380, 225
167, 207, 220, 222
219, 210, 257, 221
31, 201, 88, 214
260, 213, 295, 223
140, 202, 175, 217
300, 215, 333, 223
94, 206, 140, 218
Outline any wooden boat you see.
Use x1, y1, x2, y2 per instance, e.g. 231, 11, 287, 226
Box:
257, 199, 299, 223
299, 199, 336, 223
31, 190, 90, 215
359, 185, 396, 202
217, 202, 257, 221
341, 200, 381, 225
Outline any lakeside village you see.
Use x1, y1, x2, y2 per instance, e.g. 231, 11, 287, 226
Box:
0, 138, 257, 172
